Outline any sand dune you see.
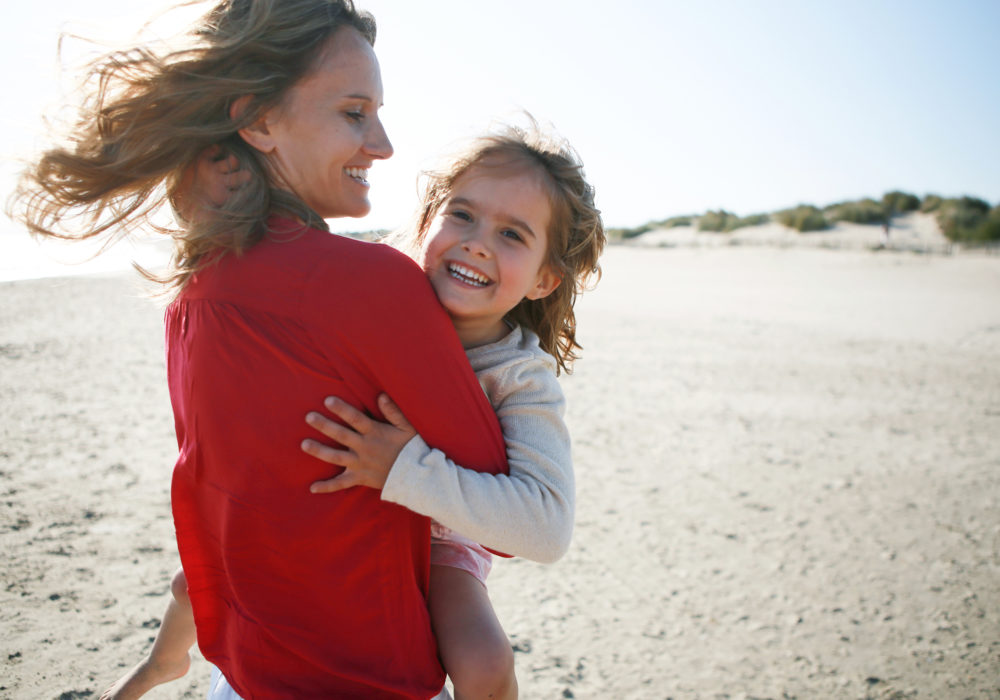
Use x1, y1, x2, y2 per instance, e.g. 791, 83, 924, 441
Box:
2, 244, 998, 698
628, 211, 955, 255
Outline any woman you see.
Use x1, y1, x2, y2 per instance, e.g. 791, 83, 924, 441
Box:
14, 1, 508, 697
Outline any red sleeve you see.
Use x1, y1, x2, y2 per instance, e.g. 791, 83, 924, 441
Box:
309, 241, 508, 477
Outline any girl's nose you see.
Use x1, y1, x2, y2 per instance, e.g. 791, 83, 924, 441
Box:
461, 231, 490, 258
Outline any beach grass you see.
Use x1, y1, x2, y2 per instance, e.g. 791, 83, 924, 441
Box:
774, 204, 829, 232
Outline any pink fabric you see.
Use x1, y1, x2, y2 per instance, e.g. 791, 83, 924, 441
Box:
430, 521, 493, 584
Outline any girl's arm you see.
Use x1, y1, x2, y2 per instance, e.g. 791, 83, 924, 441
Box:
304, 345, 573, 563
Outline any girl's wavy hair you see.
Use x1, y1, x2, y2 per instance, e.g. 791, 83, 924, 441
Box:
394, 121, 605, 374
9, 0, 375, 292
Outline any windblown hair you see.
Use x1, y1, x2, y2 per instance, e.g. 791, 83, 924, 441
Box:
9, 0, 375, 291
394, 121, 605, 374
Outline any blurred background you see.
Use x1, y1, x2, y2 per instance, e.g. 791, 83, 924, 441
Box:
2, 0, 998, 274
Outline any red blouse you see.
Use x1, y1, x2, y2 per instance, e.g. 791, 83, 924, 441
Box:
166, 217, 508, 699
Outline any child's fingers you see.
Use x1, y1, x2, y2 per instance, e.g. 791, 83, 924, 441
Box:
323, 397, 373, 434
300, 437, 352, 465
377, 393, 413, 432
309, 472, 359, 494
305, 411, 361, 448
227, 166, 252, 190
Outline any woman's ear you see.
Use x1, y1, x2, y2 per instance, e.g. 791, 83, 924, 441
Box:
526, 265, 562, 301
230, 95, 276, 154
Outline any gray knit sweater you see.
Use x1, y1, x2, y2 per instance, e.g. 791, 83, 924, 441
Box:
381, 326, 574, 563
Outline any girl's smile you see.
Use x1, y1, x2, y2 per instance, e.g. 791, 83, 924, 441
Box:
420, 165, 561, 348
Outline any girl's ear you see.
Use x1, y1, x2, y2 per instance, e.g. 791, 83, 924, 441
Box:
526, 264, 562, 301
231, 95, 276, 154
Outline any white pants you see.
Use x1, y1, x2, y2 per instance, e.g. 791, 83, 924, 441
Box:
207, 666, 452, 699
206, 667, 241, 700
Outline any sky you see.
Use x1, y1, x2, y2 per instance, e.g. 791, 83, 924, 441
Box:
2, 0, 998, 243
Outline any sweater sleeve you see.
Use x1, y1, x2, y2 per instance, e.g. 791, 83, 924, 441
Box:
381, 348, 574, 563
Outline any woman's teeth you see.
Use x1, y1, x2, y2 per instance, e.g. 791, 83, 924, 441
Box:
345, 167, 369, 184
448, 263, 490, 287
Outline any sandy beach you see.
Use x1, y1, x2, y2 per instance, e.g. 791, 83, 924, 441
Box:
2, 243, 999, 699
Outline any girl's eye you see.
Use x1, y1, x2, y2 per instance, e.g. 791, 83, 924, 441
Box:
449, 210, 472, 222
501, 229, 523, 242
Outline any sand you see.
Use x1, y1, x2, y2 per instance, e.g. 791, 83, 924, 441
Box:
2, 243, 999, 699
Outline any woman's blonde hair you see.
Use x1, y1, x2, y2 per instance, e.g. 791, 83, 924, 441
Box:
395, 121, 605, 374
10, 0, 375, 291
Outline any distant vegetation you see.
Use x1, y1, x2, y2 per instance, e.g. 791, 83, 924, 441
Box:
607, 215, 694, 240
775, 205, 828, 232
934, 197, 1000, 243
825, 198, 885, 225
882, 190, 921, 215
920, 195, 943, 212
607, 190, 999, 244
697, 210, 770, 232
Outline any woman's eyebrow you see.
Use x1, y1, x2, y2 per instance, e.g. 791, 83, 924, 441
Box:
342, 93, 385, 109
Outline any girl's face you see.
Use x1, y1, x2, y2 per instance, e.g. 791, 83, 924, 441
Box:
248, 26, 393, 219
419, 165, 561, 348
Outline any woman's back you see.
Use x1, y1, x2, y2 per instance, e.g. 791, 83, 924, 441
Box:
168, 219, 508, 698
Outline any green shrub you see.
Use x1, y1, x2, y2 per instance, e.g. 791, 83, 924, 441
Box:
607, 223, 652, 240
661, 215, 693, 228
728, 213, 770, 230
607, 215, 697, 240
882, 190, 920, 214
826, 198, 886, 224
985, 206, 1000, 241
920, 194, 943, 213
776, 205, 829, 232
936, 197, 999, 243
696, 211, 770, 233
698, 210, 735, 232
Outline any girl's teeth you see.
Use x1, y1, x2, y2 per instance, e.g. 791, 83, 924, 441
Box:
448, 263, 490, 287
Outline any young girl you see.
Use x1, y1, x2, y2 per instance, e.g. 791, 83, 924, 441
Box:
303, 122, 605, 699
102, 122, 604, 700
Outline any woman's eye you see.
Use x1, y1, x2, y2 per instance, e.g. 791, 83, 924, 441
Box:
346, 110, 365, 122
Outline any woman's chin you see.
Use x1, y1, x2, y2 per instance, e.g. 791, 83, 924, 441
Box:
324, 199, 371, 220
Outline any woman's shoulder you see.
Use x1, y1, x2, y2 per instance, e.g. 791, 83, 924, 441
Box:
305, 232, 420, 277
295, 229, 446, 327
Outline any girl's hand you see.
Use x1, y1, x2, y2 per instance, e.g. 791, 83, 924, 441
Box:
169, 145, 249, 224
302, 394, 417, 494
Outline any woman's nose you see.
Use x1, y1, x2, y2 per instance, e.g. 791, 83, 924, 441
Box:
365, 117, 393, 160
